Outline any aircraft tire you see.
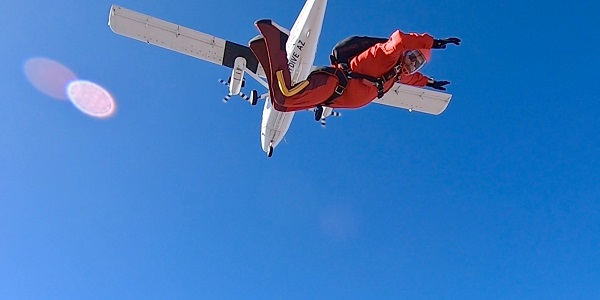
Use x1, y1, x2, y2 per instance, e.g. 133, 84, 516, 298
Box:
250, 90, 258, 106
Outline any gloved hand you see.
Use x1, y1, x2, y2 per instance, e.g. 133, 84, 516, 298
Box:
432, 37, 461, 49
426, 80, 450, 91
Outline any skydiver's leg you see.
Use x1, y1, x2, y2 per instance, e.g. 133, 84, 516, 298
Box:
249, 36, 270, 75
249, 36, 291, 112
250, 31, 327, 111
254, 20, 337, 111
254, 20, 297, 106
277, 72, 337, 110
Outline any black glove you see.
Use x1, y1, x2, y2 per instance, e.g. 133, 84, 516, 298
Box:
426, 80, 450, 91
432, 37, 461, 49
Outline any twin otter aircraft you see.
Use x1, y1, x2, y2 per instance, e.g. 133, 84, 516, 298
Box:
108, 0, 451, 157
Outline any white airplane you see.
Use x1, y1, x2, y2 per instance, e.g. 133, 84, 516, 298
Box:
108, 0, 451, 157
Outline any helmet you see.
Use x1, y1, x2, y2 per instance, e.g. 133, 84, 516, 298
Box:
402, 49, 431, 75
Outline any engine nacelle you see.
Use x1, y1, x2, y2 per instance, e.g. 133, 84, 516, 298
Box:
229, 56, 246, 95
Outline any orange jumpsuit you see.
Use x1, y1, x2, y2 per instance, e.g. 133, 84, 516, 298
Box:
250, 20, 434, 112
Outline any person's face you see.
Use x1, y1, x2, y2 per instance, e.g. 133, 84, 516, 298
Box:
402, 50, 426, 75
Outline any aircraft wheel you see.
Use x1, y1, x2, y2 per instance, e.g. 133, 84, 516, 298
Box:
250, 90, 258, 106
267, 145, 273, 157
314, 106, 324, 121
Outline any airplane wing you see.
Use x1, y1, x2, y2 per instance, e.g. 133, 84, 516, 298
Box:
108, 5, 451, 115
108, 5, 266, 79
372, 83, 452, 115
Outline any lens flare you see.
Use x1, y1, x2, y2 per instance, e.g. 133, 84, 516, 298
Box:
67, 80, 117, 118
24, 57, 78, 100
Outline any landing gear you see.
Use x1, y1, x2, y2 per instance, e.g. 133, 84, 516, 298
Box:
267, 143, 274, 157
314, 105, 324, 121
218, 79, 259, 105
249, 90, 258, 106
312, 106, 341, 128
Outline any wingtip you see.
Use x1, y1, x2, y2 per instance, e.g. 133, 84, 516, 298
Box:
107, 5, 117, 28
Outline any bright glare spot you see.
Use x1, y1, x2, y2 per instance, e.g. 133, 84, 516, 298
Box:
67, 80, 117, 118
23, 57, 78, 100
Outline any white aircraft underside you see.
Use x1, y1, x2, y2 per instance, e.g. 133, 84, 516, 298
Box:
108, 0, 452, 157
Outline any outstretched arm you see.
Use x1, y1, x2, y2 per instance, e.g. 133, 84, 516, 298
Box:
399, 72, 429, 87
383, 30, 434, 54
399, 74, 451, 91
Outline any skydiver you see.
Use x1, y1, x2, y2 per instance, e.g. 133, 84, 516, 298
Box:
248, 19, 461, 113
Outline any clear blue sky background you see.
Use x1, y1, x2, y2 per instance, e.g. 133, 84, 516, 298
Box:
2, 0, 599, 299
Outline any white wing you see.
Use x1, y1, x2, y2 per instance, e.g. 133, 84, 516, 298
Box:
373, 83, 452, 115
108, 5, 266, 78
108, 5, 451, 115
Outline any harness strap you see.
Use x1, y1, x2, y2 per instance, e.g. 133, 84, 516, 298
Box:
310, 58, 404, 105
311, 66, 349, 106
346, 59, 403, 98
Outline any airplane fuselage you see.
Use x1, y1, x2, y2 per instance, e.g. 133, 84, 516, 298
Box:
259, 0, 327, 156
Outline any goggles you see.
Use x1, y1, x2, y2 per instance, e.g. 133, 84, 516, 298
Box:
402, 50, 427, 75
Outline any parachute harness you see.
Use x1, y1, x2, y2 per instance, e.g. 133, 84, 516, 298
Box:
312, 58, 404, 106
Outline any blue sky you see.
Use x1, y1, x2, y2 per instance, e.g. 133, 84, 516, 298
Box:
1, 0, 599, 299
